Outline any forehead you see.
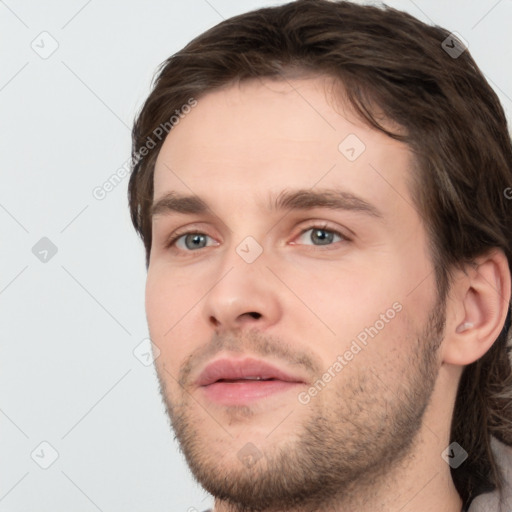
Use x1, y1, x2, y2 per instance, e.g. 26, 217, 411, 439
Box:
153, 76, 413, 217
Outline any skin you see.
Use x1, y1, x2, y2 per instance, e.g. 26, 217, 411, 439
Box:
145, 76, 511, 512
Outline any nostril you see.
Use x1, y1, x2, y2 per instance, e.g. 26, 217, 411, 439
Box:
248, 312, 261, 319
209, 316, 221, 327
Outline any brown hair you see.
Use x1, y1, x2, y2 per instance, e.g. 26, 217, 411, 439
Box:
128, 0, 512, 506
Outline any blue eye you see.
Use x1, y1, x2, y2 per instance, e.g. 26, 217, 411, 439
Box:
165, 224, 347, 253
172, 232, 214, 250
296, 226, 344, 246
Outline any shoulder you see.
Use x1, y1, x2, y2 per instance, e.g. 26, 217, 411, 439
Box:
468, 437, 512, 511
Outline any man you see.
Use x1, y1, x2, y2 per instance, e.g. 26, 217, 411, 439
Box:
128, 1, 512, 511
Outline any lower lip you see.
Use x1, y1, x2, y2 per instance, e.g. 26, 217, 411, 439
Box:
201, 380, 302, 405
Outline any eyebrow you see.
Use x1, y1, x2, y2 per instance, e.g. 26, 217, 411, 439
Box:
150, 188, 383, 220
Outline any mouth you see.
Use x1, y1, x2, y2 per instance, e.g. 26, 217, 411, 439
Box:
196, 357, 307, 405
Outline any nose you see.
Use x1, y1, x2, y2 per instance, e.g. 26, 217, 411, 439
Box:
201, 243, 282, 333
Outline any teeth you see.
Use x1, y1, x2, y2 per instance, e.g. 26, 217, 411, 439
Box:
243, 376, 263, 380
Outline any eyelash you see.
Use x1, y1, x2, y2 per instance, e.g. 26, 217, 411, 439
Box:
164, 223, 351, 251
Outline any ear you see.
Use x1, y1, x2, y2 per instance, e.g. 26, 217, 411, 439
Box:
442, 248, 511, 366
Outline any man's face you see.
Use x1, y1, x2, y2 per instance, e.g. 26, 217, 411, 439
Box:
146, 77, 444, 510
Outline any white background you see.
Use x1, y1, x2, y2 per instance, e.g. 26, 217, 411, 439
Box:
1, 1, 511, 511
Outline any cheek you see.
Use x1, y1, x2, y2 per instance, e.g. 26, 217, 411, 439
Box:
288, 260, 402, 333
145, 268, 197, 371
145, 269, 172, 338
285, 253, 429, 371
145, 264, 200, 331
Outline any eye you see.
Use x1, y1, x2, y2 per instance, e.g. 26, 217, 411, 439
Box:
294, 225, 347, 246
167, 232, 217, 251
164, 224, 349, 253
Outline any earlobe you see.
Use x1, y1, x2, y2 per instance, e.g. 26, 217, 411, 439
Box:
442, 249, 511, 366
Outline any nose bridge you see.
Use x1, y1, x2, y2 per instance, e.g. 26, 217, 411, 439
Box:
215, 213, 268, 278
201, 233, 281, 330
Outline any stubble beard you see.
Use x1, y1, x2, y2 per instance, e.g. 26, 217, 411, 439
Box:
155, 299, 445, 512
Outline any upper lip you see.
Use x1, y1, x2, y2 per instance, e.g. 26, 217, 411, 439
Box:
196, 357, 307, 387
